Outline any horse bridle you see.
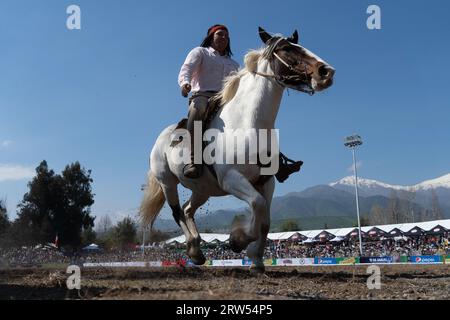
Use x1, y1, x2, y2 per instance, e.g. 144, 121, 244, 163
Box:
253, 37, 315, 95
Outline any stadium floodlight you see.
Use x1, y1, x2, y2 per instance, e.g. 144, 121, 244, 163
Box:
344, 135, 363, 148
344, 134, 364, 256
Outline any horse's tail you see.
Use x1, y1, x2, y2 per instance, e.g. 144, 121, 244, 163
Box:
140, 171, 165, 228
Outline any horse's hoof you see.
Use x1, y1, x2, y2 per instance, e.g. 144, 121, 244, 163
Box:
249, 264, 265, 275
188, 249, 206, 265
191, 255, 206, 266
229, 237, 246, 253
229, 229, 254, 253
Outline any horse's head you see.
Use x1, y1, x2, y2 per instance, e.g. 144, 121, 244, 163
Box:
258, 27, 335, 94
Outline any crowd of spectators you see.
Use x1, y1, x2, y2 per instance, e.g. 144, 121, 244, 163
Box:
267, 236, 449, 259
0, 245, 70, 267
1, 235, 448, 268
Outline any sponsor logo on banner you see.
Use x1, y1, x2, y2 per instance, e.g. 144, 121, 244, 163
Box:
409, 256, 441, 264
297, 258, 314, 265
338, 257, 356, 265
359, 257, 393, 264
83, 262, 146, 268
264, 259, 275, 266
315, 257, 337, 265
242, 259, 252, 266
147, 261, 162, 267
277, 258, 315, 266
211, 259, 243, 267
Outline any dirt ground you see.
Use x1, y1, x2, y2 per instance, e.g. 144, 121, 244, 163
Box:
0, 264, 449, 300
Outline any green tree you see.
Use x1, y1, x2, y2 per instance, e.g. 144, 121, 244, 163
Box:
114, 217, 137, 248
81, 226, 97, 246
430, 189, 444, 221
353, 216, 370, 228
0, 199, 9, 231
0, 200, 10, 246
148, 229, 171, 243
369, 203, 386, 225
16, 160, 95, 248
280, 219, 299, 232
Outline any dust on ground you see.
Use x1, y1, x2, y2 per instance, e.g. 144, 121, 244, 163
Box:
0, 264, 449, 300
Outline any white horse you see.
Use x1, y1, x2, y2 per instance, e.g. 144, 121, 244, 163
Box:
140, 27, 335, 273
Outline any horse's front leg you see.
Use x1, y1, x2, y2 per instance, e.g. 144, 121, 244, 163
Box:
183, 193, 209, 265
247, 177, 275, 274
220, 169, 267, 254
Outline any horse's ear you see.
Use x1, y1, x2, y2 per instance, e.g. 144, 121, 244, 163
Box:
258, 27, 272, 44
288, 30, 299, 44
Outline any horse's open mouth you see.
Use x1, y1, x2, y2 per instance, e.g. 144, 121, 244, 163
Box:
293, 78, 315, 95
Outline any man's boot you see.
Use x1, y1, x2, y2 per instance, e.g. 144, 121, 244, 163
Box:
275, 152, 303, 183
183, 108, 203, 179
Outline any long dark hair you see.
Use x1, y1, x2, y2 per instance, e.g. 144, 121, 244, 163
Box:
200, 24, 233, 57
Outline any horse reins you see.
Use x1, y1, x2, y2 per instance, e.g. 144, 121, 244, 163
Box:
252, 38, 314, 94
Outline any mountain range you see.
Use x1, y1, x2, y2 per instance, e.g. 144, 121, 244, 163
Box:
148, 173, 450, 233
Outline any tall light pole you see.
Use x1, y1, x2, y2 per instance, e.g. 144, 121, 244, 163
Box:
142, 225, 146, 257
141, 184, 148, 258
344, 134, 364, 256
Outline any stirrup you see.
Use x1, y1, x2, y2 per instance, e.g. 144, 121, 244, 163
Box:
275, 153, 303, 183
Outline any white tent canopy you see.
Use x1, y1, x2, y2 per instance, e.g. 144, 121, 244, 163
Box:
83, 243, 100, 250
164, 219, 450, 244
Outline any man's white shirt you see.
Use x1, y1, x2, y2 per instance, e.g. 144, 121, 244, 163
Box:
178, 46, 240, 92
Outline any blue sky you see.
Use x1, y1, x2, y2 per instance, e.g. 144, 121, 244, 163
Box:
1, 0, 449, 221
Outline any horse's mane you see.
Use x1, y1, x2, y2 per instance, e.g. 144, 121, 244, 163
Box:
215, 35, 284, 106
214, 49, 262, 105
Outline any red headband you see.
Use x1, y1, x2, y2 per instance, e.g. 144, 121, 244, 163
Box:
208, 25, 228, 36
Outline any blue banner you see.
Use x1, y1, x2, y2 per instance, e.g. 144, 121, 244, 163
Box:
314, 257, 337, 265
409, 256, 441, 264
242, 259, 252, 266
359, 256, 393, 264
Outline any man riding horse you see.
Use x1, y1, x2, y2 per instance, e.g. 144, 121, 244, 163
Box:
141, 26, 335, 272
178, 24, 302, 181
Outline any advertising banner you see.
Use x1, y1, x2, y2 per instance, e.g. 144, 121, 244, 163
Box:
276, 258, 294, 266
408, 256, 441, 264
314, 257, 337, 265
204, 260, 213, 266
295, 258, 315, 266
242, 259, 276, 266
359, 256, 393, 264
264, 259, 276, 266
242, 259, 252, 266
83, 262, 146, 268
162, 261, 178, 266
391, 256, 408, 263
336, 257, 356, 265
185, 260, 203, 267
211, 259, 243, 267
446, 255, 450, 264
147, 261, 163, 267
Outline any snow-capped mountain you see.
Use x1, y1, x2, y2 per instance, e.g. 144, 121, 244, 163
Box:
330, 173, 450, 192
329, 173, 450, 208
413, 173, 450, 190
